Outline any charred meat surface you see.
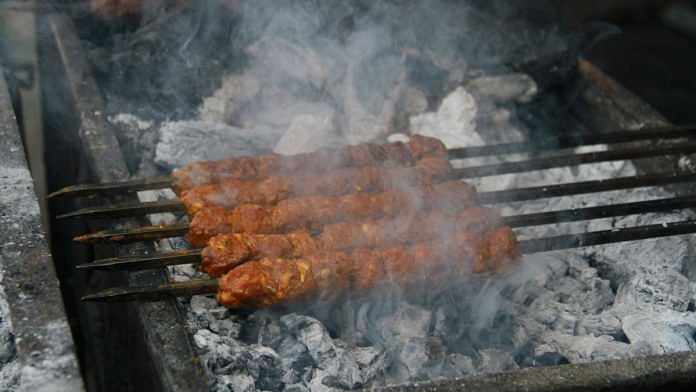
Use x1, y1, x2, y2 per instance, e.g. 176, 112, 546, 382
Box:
201, 206, 503, 276
216, 227, 520, 309
171, 134, 447, 192
179, 156, 453, 215
187, 180, 476, 246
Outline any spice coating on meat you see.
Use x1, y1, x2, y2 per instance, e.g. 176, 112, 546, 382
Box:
202, 231, 318, 276
187, 180, 476, 246
200, 206, 503, 276
170, 135, 447, 193
179, 157, 453, 216
216, 228, 520, 309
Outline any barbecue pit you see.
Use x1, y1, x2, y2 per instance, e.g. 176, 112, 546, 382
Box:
1, 2, 695, 391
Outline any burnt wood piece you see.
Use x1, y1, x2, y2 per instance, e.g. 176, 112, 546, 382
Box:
0, 67, 84, 390
47, 14, 208, 391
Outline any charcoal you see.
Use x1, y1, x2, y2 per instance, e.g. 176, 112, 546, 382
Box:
284, 383, 310, 392
576, 310, 623, 337
0, 322, 15, 365
615, 270, 692, 312
212, 374, 255, 392
246, 345, 285, 391
258, 316, 285, 349
535, 333, 653, 363
209, 319, 242, 338
379, 303, 432, 343
409, 87, 480, 148
466, 74, 538, 103
277, 337, 312, 369
154, 121, 270, 169
440, 354, 475, 378
394, 338, 430, 380
476, 348, 518, 374
294, 319, 337, 369
621, 307, 696, 353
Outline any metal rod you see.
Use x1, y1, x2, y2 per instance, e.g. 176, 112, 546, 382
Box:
57, 200, 186, 220
71, 171, 696, 244
452, 140, 696, 179
447, 124, 696, 159
73, 223, 190, 244
517, 220, 696, 254
47, 176, 172, 199
56, 171, 696, 221
81, 278, 219, 302
76, 249, 202, 271
477, 171, 696, 204
503, 194, 696, 228
80, 220, 696, 303
75, 195, 696, 272
49, 125, 696, 200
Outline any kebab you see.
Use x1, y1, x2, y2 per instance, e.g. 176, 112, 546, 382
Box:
201, 206, 503, 276
216, 227, 520, 309
179, 156, 452, 215
171, 134, 447, 193
187, 180, 477, 246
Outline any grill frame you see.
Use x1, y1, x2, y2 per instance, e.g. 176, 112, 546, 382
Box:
38, 15, 696, 392
0, 63, 84, 390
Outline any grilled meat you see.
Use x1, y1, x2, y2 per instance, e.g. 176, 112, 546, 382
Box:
171, 134, 447, 192
216, 227, 520, 309
201, 206, 502, 276
179, 156, 452, 216
187, 180, 476, 246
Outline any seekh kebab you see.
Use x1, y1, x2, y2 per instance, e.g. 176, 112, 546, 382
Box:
216, 227, 520, 309
201, 206, 503, 276
179, 156, 452, 215
171, 134, 446, 192
187, 180, 477, 246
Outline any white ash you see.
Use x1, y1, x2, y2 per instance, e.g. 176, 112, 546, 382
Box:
273, 111, 345, 156
0, 270, 19, 391
154, 121, 272, 170
410, 86, 481, 148
466, 73, 539, 104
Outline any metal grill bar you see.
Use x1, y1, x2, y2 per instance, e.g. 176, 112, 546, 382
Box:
477, 171, 696, 204
517, 220, 696, 254
503, 194, 696, 227
447, 124, 696, 159
452, 140, 696, 178
47, 124, 696, 199
80, 220, 696, 302
75, 195, 696, 271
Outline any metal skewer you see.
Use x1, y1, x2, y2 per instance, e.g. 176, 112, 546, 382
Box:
81, 278, 220, 303
76, 195, 696, 272
77, 249, 202, 271
81, 219, 696, 303
56, 199, 186, 220
54, 141, 696, 221
447, 123, 696, 159
452, 140, 696, 179
48, 124, 696, 200
47, 176, 172, 199
73, 223, 190, 244
71, 171, 696, 243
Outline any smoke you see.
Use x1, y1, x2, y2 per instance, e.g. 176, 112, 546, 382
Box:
78, 0, 609, 388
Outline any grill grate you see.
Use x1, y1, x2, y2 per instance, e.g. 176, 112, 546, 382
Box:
51, 125, 696, 301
